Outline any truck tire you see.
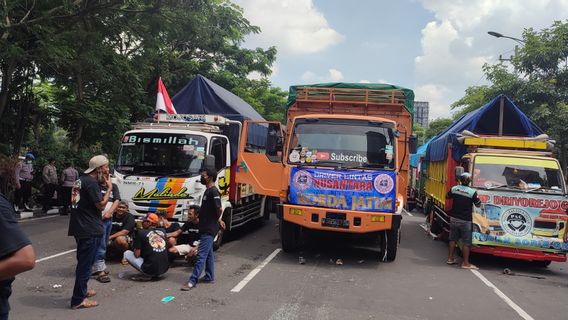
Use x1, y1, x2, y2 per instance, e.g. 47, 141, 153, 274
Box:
213, 229, 224, 251
380, 226, 400, 262
280, 219, 300, 252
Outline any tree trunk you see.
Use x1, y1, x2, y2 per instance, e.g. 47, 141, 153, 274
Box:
70, 72, 84, 151
0, 61, 15, 118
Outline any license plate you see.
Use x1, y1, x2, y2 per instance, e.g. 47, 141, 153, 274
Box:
322, 218, 349, 229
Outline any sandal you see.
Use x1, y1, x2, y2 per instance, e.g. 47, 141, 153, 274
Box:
71, 298, 99, 309
95, 273, 111, 283
461, 264, 479, 270
86, 289, 96, 298
446, 259, 458, 265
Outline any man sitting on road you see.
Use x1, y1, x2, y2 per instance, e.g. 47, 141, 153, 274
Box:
446, 172, 481, 270
108, 200, 135, 262
123, 213, 169, 281
156, 211, 181, 249
168, 205, 201, 263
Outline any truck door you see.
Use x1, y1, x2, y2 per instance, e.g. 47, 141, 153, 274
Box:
236, 121, 285, 197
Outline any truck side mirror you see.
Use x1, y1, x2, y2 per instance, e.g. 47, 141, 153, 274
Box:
203, 155, 216, 171
409, 135, 418, 154
455, 166, 464, 181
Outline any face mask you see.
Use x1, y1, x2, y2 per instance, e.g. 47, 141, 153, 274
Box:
200, 177, 207, 185
26, 160, 32, 164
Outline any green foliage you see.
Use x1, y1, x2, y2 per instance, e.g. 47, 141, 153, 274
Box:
0, 0, 283, 171
425, 118, 453, 140
412, 122, 426, 145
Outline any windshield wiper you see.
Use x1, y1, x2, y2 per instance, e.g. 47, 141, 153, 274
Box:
123, 171, 159, 179
169, 170, 196, 177
346, 163, 391, 170
485, 184, 509, 190
296, 160, 344, 169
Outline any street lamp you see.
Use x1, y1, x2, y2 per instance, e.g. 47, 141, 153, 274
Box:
487, 31, 525, 45
488, 31, 525, 62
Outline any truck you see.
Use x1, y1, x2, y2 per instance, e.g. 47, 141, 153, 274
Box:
407, 138, 433, 213
113, 75, 272, 249
424, 94, 568, 266
235, 83, 417, 261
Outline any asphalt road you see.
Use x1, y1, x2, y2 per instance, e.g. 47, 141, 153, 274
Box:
9, 211, 568, 320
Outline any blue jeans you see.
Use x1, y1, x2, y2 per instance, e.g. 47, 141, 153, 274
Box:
71, 236, 101, 307
188, 234, 214, 285
92, 219, 112, 273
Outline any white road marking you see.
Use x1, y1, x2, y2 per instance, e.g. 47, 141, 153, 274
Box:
403, 209, 413, 217
19, 215, 61, 223
35, 249, 76, 263
231, 248, 282, 293
470, 269, 535, 320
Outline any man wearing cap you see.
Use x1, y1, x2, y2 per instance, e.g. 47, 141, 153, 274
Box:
446, 172, 481, 269
14, 153, 35, 212
68, 155, 113, 309
123, 213, 169, 281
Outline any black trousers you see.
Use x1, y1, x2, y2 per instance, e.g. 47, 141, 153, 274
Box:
42, 183, 57, 210
14, 180, 32, 207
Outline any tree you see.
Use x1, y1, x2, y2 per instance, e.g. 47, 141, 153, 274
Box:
412, 123, 426, 145
0, 0, 282, 167
454, 20, 568, 172
425, 118, 453, 140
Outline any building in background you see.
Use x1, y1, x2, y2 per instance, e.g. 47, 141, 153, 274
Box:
414, 101, 429, 128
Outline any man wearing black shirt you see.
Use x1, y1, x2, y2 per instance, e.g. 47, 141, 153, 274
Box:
0, 194, 35, 320
446, 172, 481, 270
108, 200, 135, 259
169, 205, 200, 260
123, 213, 169, 281
68, 155, 113, 309
181, 168, 225, 291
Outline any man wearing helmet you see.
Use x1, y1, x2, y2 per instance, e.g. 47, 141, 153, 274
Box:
446, 172, 481, 269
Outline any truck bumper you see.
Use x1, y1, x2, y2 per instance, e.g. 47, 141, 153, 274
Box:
280, 203, 399, 233
472, 245, 567, 262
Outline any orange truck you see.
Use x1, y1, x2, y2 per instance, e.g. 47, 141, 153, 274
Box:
236, 83, 417, 261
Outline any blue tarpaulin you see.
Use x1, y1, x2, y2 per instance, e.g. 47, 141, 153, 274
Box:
410, 138, 434, 168
171, 75, 266, 163
425, 94, 543, 162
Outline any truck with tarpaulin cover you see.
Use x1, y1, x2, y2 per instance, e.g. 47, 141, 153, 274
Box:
407, 138, 433, 212
424, 94, 568, 266
113, 75, 272, 249
235, 82, 417, 261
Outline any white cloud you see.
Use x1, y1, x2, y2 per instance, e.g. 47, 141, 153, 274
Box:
235, 0, 344, 55
301, 69, 344, 82
415, 0, 568, 119
359, 80, 371, 83
328, 69, 344, 81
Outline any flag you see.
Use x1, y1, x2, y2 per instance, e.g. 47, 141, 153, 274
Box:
156, 77, 177, 114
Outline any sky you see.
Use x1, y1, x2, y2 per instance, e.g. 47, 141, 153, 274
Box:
233, 0, 568, 121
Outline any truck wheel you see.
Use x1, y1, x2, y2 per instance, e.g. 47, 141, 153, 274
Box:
213, 229, 224, 251
380, 226, 400, 262
533, 260, 552, 268
280, 219, 300, 252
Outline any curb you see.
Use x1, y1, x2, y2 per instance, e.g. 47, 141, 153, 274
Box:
18, 207, 62, 220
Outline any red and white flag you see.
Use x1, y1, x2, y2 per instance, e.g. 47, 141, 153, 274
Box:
155, 77, 177, 114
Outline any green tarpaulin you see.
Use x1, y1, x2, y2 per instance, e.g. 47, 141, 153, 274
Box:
286, 82, 415, 116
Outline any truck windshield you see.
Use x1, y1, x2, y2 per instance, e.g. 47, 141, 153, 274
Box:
116, 132, 207, 177
472, 155, 565, 194
288, 118, 396, 169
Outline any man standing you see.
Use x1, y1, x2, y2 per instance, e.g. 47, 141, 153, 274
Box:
68, 155, 113, 309
42, 158, 58, 213
123, 213, 169, 281
60, 162, 79, 215
181, 168, 225, 291
14, 153, 35, 212
91, 181, 120, 283
446, 172, 481, 270
0, 193, 35, 320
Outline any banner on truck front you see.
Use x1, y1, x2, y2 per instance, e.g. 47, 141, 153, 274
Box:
289, 168, 396, 212
473, 190, 568, 253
